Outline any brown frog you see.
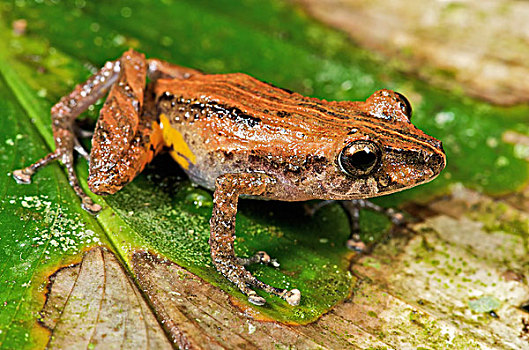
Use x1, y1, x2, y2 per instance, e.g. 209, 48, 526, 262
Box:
14, 50, 445, 306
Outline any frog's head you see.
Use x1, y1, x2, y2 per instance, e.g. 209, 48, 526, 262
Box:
326, 89, 446, 199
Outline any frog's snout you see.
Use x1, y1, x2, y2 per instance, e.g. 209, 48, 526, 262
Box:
427, 151, 446, 177
416, 143, 446, 179
430, 139, 446, 176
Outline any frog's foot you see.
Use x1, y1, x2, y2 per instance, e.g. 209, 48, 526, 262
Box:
13, 152, 58, 184
237, 251, 280, 268
13, 148, 102, 214
213, 257, 300, 306
341, 199, 406, 226
340, 199, 406, 252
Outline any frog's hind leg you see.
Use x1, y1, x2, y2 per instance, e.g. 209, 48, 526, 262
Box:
340, 199, 406, 252
86, 55, 200, 195
305, 199, 406, 252
86, 50, 163, 195
13, 49, 161, 213
210, 173, 301, 306
13, 55, 124, 213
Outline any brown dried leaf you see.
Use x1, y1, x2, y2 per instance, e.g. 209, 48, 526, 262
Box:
41, 247, 172, 350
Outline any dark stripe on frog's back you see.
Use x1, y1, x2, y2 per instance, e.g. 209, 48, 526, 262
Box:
154, 73, 355, 140
157, 73, 384, 133
157, 92, 262, 128
208, 75, 443, 152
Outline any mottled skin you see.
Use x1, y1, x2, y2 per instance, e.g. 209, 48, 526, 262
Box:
13, 50, 445, 306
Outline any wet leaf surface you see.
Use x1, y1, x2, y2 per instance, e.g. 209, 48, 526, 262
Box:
130, 185, 529, 348
0, 59, 110, 349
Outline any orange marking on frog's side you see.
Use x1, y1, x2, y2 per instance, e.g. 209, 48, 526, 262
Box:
158, 113, 196, 170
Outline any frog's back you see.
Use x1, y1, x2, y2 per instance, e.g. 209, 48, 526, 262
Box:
158, 72, 376, 141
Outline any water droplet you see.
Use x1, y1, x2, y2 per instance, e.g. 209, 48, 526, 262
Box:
113, 34, 125, 46
120, 6, 132, 18
90, 22, 100, 32
341, 80, 353, 91
161, 36, 173, 47
495, 156, 509, 167
185, 191, 212, 209
514, 144, 529, 160
37, 88, 47, 98
486, 137, 498, 148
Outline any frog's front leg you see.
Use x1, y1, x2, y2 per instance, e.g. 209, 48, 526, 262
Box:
210, 173, 301, 306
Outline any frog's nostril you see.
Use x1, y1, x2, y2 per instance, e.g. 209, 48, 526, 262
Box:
429, 152, 446, 174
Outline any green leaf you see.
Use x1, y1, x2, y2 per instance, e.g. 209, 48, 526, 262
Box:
1, 0, 529, 347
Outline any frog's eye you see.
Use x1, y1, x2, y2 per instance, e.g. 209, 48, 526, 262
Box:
394, 92, 412, 119
338, 140, 381, 176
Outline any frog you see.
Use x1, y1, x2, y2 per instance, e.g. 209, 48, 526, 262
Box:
13, 50, 446, 306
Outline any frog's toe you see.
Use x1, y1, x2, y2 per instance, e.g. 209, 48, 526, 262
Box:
81, 198, 102, 214
249, 278, 301, 306
284, 288, 301, 306
346, 238, 367, 252
255, 251, 280, 267
387, 209, 406, 225
246, 286, 301, 306
247, 291, 266, 306
238, 250, 280, 268
13, 169, 33, 184
256, 251, 271, 263
270, 258, 280, 268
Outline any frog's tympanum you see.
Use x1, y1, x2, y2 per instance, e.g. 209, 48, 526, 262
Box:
14, 50, 445, 306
